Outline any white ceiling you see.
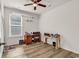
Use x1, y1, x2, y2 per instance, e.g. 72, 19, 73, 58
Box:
3, 0, 72, 14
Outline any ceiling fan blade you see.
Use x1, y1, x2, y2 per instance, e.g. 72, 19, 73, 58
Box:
31, 0, 34, 2
38, 4, 46, 7
37, 0, 42, 2
31, 0, 41, 2
24, 3, 33, 6
34, 6, 36, 10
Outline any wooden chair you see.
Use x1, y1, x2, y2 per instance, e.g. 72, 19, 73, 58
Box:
24, 32, 32, 45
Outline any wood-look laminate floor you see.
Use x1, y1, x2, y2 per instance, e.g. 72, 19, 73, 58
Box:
2, 42, 79, 58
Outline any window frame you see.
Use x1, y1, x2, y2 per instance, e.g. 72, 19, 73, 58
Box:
9, 13, 23, 37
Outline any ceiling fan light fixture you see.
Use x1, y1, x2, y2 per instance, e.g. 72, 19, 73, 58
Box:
33, 4, 37, 7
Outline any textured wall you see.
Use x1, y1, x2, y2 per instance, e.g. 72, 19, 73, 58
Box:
40, 0, 79, 54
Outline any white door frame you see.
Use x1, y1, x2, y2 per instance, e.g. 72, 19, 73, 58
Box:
0, 0, 5, 58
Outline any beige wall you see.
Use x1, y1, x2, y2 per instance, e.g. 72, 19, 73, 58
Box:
4, 7, 40, 45
40, 0, 79, 54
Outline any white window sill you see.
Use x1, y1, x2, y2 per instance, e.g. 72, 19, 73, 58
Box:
9, 35, 23, 38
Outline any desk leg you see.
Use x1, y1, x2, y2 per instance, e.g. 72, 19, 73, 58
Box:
44, 38, 47, 44
56, 38, 60, 49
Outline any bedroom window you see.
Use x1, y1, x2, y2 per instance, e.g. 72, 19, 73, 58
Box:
9, 13, 22, 37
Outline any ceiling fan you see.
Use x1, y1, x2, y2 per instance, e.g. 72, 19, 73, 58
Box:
24, 0, 46, 10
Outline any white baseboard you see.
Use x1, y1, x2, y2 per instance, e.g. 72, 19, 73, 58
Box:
62, 47, 79, 54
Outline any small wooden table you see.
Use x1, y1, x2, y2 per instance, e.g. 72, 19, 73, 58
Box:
44, 33, 61, 49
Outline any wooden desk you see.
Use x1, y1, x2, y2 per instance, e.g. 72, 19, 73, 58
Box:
32, 32, 41, 42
